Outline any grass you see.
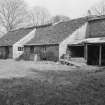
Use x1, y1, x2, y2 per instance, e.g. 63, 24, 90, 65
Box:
0, 60, 104, 105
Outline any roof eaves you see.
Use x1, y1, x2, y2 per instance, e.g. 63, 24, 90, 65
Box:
24, 43, 59, 46
88, 15, 105, 22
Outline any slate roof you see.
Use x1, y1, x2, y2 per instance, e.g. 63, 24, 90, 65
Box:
0, 24, 52, 46
0, 27, 35, 46
26, 17, 88, 45
0, 17, 88, 46
1, 15, 105, 46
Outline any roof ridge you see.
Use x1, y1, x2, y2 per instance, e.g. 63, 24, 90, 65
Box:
9, 23, 53, 32
53, 16, 88, 25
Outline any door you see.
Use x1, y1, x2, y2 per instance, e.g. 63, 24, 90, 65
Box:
0, 46, 9, 59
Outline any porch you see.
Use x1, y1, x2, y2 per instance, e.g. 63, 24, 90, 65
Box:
85, 44, 105, 66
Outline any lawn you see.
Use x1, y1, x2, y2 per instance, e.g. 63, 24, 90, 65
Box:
0, 60, 104, 105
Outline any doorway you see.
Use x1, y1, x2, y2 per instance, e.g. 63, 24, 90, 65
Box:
87, 45, 99, 65
68, 45, 84, 57
0, 46, 9, 59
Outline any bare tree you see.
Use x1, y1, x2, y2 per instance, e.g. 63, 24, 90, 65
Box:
30, 6, 51, 26
0, 0, 29, 32
52, 15, 70, 23
89, 0, 105, 16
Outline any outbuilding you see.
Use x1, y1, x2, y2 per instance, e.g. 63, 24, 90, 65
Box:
84, 15, 105, 66
23, 17, 87, 61
0, 17, 88, 62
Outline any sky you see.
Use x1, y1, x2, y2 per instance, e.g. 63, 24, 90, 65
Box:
25, 0, 101, 19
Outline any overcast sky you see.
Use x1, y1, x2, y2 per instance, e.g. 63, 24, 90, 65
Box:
25, 0, 101, 19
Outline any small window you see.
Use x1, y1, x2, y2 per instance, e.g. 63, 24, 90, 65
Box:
18, 47, 24, 51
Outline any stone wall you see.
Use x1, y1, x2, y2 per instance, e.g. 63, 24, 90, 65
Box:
24, 44, 59, 61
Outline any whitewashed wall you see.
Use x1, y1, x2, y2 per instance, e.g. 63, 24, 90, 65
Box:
59, 23, 88, 58
13, 29, 36, 59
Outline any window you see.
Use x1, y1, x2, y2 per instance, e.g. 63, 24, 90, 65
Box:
18, 47, 24, 51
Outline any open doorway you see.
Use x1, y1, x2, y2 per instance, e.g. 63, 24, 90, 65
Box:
87, 45, 99, 65
0, 46, 9, 59
67, 45, 85, 63
68, 45, 84, 57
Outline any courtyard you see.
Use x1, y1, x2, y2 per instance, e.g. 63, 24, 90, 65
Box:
0, 59, 104, 105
